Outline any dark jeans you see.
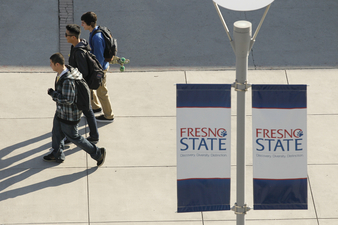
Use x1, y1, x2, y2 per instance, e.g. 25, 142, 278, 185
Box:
82, 107, 99, 140
51, 114, 102, 161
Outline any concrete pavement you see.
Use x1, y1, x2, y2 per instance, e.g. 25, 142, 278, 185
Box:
1, 68, 338, 224
0, 0, 338, 224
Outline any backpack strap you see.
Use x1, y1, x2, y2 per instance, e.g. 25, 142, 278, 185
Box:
89, 26, 101, 49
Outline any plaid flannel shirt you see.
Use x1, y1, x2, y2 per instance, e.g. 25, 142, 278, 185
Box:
52, 66, 83, 124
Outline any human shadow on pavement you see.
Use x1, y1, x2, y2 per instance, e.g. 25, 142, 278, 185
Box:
0, 118, 110, 201
0, 167, 98, 201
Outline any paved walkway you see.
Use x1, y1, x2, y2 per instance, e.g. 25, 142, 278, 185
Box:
0, 68, 338, 225
0, 0, 337, 224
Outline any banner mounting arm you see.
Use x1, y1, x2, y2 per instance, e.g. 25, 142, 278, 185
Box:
213, 1, 235, 52
250, 4, 272, 50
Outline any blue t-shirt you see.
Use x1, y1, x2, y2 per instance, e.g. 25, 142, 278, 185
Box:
89, 26, 109, 70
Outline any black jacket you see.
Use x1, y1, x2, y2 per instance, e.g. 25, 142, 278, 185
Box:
69, 39, 91, 78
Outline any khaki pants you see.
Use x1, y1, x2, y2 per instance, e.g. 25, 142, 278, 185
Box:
91, 68, 114, 119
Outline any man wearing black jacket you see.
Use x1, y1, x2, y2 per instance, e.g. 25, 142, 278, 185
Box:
65, 24, 99, 143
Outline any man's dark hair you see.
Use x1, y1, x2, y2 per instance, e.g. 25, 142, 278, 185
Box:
50, 53, 65, 66
66, 24, 81, 38
81, 12, 97, 28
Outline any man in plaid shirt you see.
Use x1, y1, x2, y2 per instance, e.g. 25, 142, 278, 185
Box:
44, 53, 106, 167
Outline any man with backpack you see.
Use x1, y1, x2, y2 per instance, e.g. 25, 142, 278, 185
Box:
66, 24, 99, 143
81, 11, 115, 123
44, 52, 106, 166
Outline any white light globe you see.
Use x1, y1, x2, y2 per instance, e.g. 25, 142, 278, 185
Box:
213, 0, 274, 11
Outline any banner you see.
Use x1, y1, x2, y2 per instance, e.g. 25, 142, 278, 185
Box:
177, 84, 231, 212
252, 85, 307, 210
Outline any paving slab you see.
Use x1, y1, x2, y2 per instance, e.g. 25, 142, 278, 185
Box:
308, 165, 338, 219
307, 115, 338, 165
287, 69, 338, 115
87, 167, 201, 223
318, 219, 338, 225
0, 73, 56, 119
186, 70, 288, 84
107, 71, 185, 117
0, 118, 89, 168
90, 117, 176, 168
0, 167, 95, 224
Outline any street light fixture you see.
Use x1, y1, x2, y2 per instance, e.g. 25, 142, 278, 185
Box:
213, 0, 274, 11
212, 1, 274, 225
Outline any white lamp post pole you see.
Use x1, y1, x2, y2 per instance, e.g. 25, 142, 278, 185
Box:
233, 20, 252, 225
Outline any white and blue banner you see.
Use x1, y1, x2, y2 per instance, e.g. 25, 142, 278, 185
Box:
176, 84, 231, 212
252, 85, 307, 210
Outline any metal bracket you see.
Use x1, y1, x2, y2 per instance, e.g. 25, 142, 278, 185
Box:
231, 203, 251, 215
232, 80, 251, 92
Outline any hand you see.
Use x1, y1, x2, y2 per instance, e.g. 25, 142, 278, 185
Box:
48, 88, 54, 96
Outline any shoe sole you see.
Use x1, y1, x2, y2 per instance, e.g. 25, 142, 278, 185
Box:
97, 148, 106, 167
43, 158, 64, 163
96, 119, 114, 123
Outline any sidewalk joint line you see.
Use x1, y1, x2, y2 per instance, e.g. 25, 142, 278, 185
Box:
307, 175, 320, 225
285, 70, 290, 84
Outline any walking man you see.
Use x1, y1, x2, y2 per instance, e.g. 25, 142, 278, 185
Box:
81, 11, 115, 122
65, 24, 99, 143
44, 53, 106, 166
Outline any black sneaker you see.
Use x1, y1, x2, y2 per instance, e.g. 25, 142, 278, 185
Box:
97, 148, 106, 167
96, 115, 114, 123
43, 153, 64, 163
93, 108, 102, 114
87, 136, 99, 144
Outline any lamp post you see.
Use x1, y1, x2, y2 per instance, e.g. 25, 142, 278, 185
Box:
233, 20, 251, 225
212, 1, 274, 225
